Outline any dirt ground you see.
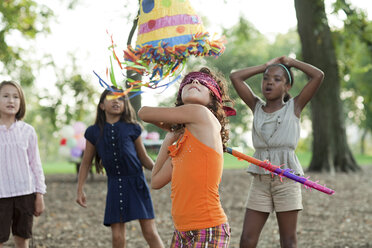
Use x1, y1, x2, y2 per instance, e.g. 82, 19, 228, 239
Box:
3, 167, 372, 248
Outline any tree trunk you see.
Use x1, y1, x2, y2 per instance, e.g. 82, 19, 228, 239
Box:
294, 0, 360, 172
126, 4, 142, 114
360, 129, 367, 155
126, 70, 142, 113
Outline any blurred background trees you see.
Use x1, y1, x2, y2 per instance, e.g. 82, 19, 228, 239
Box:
1, 0, 371, 171
0, 0, 97, 160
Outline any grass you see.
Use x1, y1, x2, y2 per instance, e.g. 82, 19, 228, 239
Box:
352, 153, 372, 166
223, 151, 372, 169
43, 161, 78, 174
42, 151, 372, 174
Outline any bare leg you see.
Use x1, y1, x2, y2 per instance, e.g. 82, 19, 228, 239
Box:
276, 210, 299, 248
111, 223, 126, 248
13, 236, 29, 248
240, 209, 270, 248
139, 219, 164, 248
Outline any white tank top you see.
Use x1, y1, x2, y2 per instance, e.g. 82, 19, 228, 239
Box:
247, 98, 304, 175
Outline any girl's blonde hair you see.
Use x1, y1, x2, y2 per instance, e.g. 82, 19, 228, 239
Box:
0, 80, 26, 120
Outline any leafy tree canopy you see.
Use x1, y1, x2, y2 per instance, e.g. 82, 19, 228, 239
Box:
0, 0, 53, 82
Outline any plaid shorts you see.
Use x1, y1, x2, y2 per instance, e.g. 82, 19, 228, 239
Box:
170, 222, 230, 248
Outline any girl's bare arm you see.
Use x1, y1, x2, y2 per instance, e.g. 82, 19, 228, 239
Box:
282, 57, 324, 116
134, 136, 155, 170
151, 132, 181, 189
138, 104, 210, 127
76, 140, 95, 207
229, 64, 266, 111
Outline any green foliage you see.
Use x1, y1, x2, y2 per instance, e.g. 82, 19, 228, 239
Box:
187, 16, 303, 148
16, 54, 98, 161
1, 1, 99, 161
332, 0, 372, 153
0, 0, 53, 79
38, 61, 98, 126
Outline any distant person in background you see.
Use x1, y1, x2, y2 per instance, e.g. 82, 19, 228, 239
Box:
76, 89, 164, 248
230, 56, 324, 248
0, 80, 47, 248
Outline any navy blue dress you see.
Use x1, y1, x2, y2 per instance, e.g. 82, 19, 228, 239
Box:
85, 121, 155, 226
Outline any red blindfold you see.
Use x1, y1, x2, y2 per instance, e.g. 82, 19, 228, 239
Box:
178, 72, 236, 116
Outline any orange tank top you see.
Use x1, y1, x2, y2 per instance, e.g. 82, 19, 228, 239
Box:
168, 128, 227, 231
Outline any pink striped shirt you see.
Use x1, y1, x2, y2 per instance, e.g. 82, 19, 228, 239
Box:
0, 121, 46, 198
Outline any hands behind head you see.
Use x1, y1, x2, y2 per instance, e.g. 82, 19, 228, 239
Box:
266, 56, 293, 67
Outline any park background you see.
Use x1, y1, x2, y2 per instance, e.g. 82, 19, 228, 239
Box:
1, 0, 372, 247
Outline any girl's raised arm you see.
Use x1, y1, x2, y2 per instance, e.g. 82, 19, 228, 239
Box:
229, 64, 267, 112
134, 136, 155, 170
138, 104, 210, 127
151, 132, 181, 189
282, 57, 324, 116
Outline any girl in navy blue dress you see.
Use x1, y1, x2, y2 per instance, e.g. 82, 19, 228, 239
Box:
76, 89, 164, 248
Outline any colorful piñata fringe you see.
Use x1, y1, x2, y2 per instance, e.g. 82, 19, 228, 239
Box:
95, 0, 226, 99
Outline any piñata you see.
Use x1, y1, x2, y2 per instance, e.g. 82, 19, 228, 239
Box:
96, 0, 226, 98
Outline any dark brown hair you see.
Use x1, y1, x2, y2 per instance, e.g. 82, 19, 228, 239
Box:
173, 67, 233, 151
0, 80, 26, 120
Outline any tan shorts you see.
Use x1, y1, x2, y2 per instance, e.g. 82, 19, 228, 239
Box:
246, 174, 303, 213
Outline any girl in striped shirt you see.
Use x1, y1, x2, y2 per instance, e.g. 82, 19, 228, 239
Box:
0, 80, 46, 248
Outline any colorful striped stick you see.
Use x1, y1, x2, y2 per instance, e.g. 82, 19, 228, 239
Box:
226, 147, 335, 195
